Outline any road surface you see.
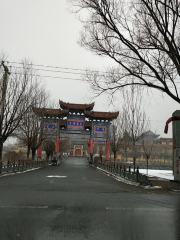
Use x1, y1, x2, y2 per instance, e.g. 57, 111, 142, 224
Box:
0, 157, 179, 240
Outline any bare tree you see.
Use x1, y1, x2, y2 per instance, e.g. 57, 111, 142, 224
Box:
43, 140, 55, 160
3, 151, 24, 164
110, 114, 128, 164
110, 123, 120, 164
122, 85, 148, 171
0, 58, 42, 164
70, 0, 180, 103
141, 131, 156, 174
120, 130, 132, 164
14, 60, 51, 160
59, 138, 71, 156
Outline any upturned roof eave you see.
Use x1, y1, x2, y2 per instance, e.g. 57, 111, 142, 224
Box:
59, 100, 95, 111
84, 110, 119, 121
32, 107, 69, 117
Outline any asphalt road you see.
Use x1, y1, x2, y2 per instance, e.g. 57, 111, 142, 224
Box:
0, 157, 179, 240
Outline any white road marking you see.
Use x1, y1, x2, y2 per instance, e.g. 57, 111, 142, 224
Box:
74, 163, 85, 165
105, 207, 174, 211
46, 175, 67, 178
0, 206, 48, 209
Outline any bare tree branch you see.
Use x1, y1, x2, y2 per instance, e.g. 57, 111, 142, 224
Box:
70, 0, 180, 103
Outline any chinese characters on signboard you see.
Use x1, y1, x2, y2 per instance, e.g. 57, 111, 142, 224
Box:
92, 125, 107, 138
74, 145, 83, 149
44, 123, 58, 131
94, 126, 107, 134
68, 119, 84, 130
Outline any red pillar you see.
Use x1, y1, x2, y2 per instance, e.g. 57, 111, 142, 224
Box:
55, 137, 60, 153
37, 144, 42, 158
106, 139, 110, 160
89, 139, 94, 153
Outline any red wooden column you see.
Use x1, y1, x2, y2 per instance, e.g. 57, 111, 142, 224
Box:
89, 139, 94, 153
55, 137, 60, 153
37, 141, 42, 159
106, 139, 110, 160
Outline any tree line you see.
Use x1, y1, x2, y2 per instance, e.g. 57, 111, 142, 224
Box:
0, 55, 63, 162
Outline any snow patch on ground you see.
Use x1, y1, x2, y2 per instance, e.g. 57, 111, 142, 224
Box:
97, 167, 174, 189
139, 169, 173, 180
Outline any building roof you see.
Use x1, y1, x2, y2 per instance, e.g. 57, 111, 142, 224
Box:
84, 110, 119, 120
157, 137, 172, 141
33, 101, 119, 120
143, 130, 160, 138
59, 100, 94, 111
32, 107, 68, 117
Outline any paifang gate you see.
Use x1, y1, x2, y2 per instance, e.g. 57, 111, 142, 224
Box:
33, 100, 119, 160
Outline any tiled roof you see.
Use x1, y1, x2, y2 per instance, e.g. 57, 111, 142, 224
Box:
32, 107, 68, 117
84, 110, 119, 120
157, 137, 173, 141
59, 100, 94, 110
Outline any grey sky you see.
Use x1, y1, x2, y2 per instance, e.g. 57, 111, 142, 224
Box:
0, 0, 179, 138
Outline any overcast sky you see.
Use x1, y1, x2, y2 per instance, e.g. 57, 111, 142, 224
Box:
0, 0, 180, 138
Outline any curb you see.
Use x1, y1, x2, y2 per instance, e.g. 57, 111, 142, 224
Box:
0, 166, 44, 178
97, 167, 140, 186
97, 167, 164, 189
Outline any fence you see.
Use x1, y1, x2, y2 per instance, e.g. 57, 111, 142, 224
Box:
0, 159, 52, 174
96, 162, 152, 186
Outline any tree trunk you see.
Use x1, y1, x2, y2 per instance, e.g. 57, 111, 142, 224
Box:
31, 148, 36, 160
114, 152, 117, 164
133, 156, 136, 172
27, 146, 31, 160
133, 143, 136, 172
46, 153, 50, 160
0, 137, 3, 174
146, 156, 149, 175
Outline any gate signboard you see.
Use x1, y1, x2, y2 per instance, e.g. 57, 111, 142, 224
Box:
67, 119, 84, 130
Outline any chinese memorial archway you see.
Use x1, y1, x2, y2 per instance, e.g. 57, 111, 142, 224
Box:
33, 100, 119, 160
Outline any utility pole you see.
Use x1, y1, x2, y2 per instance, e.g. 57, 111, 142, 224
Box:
0, 61, 11, 173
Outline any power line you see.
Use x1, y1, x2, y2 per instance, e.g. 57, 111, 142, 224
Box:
7, 60, 180, 84
11, 65, 180, 84
9, 71, 180, 89
7, 60, 180, 81
11, 66, 88, 76
6, 61, 100, 73
4, 60, 180, 89
10, 72, 84, 81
